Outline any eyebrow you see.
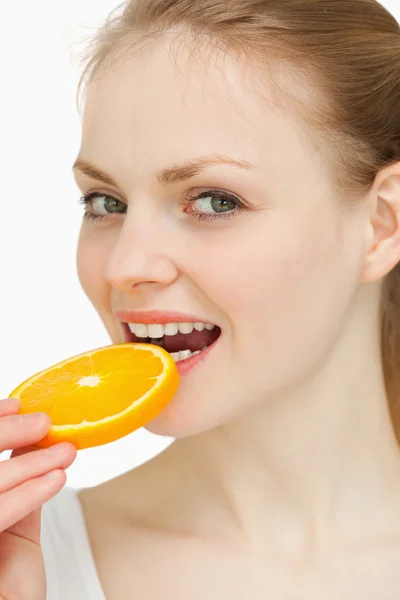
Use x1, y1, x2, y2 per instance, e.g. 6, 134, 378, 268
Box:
72, 154, 254, 187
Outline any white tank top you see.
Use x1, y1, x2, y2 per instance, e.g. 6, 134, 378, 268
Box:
41, 486, 107, 600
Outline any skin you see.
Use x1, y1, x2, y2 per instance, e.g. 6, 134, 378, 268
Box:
74, 33, 400, 598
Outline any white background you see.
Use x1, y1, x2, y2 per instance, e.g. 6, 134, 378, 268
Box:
1, 1, 399, 488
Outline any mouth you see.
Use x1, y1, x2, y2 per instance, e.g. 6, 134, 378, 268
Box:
121, 317, 221, 372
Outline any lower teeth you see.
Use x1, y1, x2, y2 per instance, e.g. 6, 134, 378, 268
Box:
144, 339, 210, 362
170, 347, 206, 362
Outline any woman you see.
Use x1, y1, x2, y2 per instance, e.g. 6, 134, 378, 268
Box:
1, 0, 400, 598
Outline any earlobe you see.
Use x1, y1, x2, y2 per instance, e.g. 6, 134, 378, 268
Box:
360, 164, 400, 284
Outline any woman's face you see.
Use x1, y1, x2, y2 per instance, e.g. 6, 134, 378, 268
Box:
75, 36, 368, 437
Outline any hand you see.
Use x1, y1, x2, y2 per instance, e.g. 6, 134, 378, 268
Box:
0, 398, 77, 600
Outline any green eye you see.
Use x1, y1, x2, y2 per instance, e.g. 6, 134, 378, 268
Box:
78, 193, 126, 222
185, 190, 245, 222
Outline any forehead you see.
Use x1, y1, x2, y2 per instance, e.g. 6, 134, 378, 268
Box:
81, 34, 320, 178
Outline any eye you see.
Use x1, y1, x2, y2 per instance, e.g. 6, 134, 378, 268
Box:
77, 188, 247, 224
184, 190, 245, 222
78, 192, 126, 222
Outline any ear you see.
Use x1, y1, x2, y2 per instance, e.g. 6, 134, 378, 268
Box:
360, 161, 400, 284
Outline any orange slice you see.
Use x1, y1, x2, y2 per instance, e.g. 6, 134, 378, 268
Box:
9, 343, 180, 450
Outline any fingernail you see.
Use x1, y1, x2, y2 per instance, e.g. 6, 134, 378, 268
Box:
1, 398, 20, 405
48, 443, 69, 455
23, 412, 48, 426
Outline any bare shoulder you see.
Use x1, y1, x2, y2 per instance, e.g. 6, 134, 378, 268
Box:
77, 483, 400, 600
77, 459, 400, 600
76, 469, 155, 594
76, 446, 181, 550
77, 466, 150, 530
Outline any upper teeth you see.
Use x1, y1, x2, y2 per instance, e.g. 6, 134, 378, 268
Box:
128, 322, 215, 338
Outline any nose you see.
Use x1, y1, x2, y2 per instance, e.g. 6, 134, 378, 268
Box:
103, 213, 179, 293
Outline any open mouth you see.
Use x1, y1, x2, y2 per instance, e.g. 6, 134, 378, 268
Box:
123, 321, 221, 363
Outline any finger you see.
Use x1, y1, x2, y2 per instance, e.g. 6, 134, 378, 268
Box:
0, 398, 21, 418
0, 469, 66, 535
11, 444, 40, 459
1, 443, 77, 494
0, 413, 51, 453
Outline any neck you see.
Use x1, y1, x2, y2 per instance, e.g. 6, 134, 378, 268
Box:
165, 315, 400, 558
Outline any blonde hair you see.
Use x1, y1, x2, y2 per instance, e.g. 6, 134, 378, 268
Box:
77, 0, 400, 436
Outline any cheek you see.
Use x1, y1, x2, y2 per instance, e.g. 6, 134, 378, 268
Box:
205, 211, 358, 385
76, 230, 109, 307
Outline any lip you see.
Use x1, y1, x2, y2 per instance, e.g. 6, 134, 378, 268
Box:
115, 309, 217, 326
120, 322, 219, 376
174, 342, 217, 376
118, 310, 221, 376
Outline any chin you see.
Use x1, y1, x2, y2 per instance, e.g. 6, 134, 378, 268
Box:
144, 401, 212, 439
143, 386, 241, 439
